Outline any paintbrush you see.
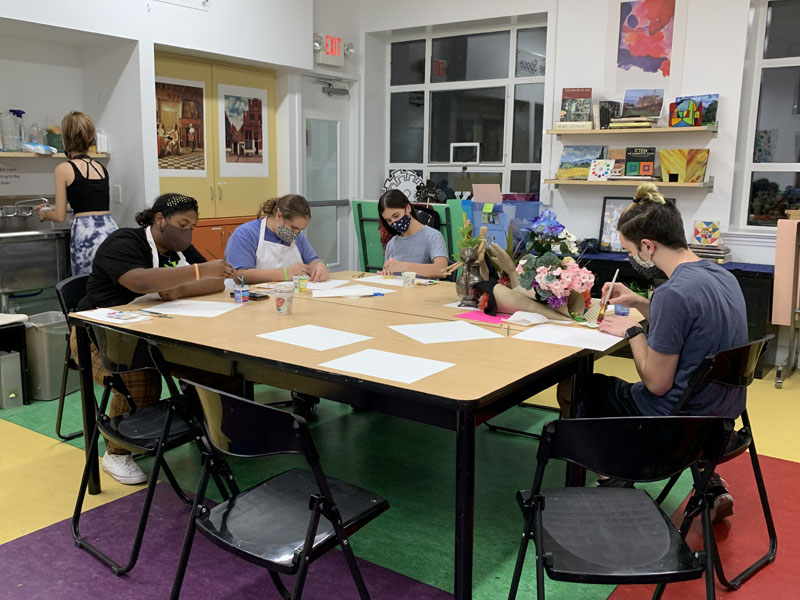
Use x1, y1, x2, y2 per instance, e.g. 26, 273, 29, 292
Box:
597, 268, 619, 324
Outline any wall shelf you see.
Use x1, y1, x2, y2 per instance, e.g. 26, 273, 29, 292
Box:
546, 126, 717, 136
544, 178, 714, 189
0, 152, 109, 158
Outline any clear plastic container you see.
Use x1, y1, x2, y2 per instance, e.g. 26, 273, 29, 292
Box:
0, 110, 25, 151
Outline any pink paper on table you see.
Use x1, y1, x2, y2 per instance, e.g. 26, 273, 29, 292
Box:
454, 310, 509, 324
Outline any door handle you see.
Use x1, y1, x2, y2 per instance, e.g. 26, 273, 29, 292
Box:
217, 185, 223, 202
210, 186, 215, 202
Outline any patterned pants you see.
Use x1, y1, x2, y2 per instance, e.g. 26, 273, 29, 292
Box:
70, 214, 118, 276
70, 327, 241, 455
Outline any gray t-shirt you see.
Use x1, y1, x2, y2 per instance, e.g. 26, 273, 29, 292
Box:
631, 260, 748, 418
385, 225, 448, 267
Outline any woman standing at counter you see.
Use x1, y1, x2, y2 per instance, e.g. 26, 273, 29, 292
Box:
37, 111, 117, 276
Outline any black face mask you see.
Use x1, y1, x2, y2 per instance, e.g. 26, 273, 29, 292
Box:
159, 222, 193, 252
628, 255, 667, 280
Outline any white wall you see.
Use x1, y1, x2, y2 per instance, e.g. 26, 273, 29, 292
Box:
318, 0, 768, 262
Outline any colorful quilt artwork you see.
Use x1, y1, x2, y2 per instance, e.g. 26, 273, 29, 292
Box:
693, 221, 721, 246
617, 0, 675, 77
669, 99, 702, 127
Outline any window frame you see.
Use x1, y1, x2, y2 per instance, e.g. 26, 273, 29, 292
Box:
385, 18, 551, 195
737, 0, 800, 229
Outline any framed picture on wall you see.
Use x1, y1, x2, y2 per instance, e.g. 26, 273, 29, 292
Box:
155, 76, 207, 177
599, 196, 631, 252
218, 83, 269, 178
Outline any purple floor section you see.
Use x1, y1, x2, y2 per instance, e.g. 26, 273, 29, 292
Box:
0, 484, 452, 599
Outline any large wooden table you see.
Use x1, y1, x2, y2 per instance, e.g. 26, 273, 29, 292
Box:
71, 275, 606, 600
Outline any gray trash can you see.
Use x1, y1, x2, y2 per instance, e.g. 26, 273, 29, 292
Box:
24, 311, 78, 401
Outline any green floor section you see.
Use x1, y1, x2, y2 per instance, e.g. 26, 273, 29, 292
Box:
1, 389, 693, 599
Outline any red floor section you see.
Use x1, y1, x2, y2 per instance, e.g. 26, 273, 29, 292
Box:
610, 453, 800, 599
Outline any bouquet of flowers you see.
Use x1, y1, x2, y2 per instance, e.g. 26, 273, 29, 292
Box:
510, 209, 579, 260
516, 252, 594, 314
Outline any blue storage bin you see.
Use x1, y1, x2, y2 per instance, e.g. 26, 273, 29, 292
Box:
463, 199, 540, 251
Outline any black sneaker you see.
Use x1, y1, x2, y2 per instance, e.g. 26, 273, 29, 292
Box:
708, 473, 734, 522
685, 473, 734, 523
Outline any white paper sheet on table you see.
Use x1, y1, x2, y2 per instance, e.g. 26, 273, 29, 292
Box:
505, 311, 550, 326
312, 285, 398, 298
147, 300, 245, 318
319, 349, 455, 384
257, 325, 372, 351
357, 275, 405, 286
307, 280, 349, 290
389, 320, 503, 344
512, 323, 620, 351
75, 308, 151, 324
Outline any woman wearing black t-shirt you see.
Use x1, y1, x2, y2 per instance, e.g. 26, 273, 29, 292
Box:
75, 193, 235, 485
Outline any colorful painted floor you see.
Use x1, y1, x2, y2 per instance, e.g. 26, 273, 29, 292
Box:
0, 356, 797, 599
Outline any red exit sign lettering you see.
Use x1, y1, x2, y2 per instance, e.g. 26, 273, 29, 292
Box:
315, 32, 345, 67
325, 35, 341, 57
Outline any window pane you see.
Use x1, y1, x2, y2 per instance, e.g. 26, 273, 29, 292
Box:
516, 27, 547, 76
391, 39, 426, 85
390, 92, 424, 163
512, 84, 544, 163
430, 171, 502, 194
429, 87, 505, 162
748, 172, 800, 226
764, 0, 800, 59
510, 170, 541, 198
431, 32, 509, 82
754, 66, 800, 163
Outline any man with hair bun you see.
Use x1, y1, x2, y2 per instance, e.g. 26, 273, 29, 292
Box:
574, 183, 748, 521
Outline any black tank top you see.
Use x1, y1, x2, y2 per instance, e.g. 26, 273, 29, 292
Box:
66, 156, 110, 213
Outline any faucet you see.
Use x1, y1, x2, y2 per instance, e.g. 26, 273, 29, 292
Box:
15, 197, 49, 211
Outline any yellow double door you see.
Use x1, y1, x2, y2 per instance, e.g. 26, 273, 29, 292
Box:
156, 54, 277, 219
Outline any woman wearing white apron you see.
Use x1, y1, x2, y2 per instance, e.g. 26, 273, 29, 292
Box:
225, 194, 329, 284
75, 193, 235, 484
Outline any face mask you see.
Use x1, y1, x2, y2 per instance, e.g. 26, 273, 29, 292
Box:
276, 225, 298, 244
159, 222, 193, 252
629, 254, 666, 280
388, 214, 411, 234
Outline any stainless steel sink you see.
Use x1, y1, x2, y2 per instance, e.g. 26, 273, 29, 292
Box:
0, 196, 71, 302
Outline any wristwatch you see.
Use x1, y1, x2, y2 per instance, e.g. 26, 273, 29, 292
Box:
624, 325, 645, 341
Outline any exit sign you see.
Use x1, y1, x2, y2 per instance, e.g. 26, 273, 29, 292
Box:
315, 33, 344, 67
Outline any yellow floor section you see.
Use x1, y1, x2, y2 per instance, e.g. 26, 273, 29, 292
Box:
0, 420, 145, 545
527, 355, 800, 463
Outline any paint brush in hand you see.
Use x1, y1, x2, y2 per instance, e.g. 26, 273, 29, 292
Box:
597, 268, 619, 324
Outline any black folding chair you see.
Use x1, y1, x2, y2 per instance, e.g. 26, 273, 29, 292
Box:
72, 323, 194, 575
655, 336, 777, 590
508, 416, 733, 600
170, 380, 390, 600
54, 274, 89, 440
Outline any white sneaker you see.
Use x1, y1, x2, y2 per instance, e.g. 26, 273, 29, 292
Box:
101, 452, 147, 485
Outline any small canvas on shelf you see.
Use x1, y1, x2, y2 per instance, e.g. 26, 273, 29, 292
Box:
676, 93, 719, 127
693, 221, 721, 245
669, 99, 702, 127
620, 88, 665, 119
659, 148, 709, 183
556, 145, 607, 179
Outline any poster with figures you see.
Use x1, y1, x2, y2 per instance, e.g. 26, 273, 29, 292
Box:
218, 83, 268, 178
155, 77, 207, 177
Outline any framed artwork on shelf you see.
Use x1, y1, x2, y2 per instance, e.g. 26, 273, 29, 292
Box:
599, 196, 631, 252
